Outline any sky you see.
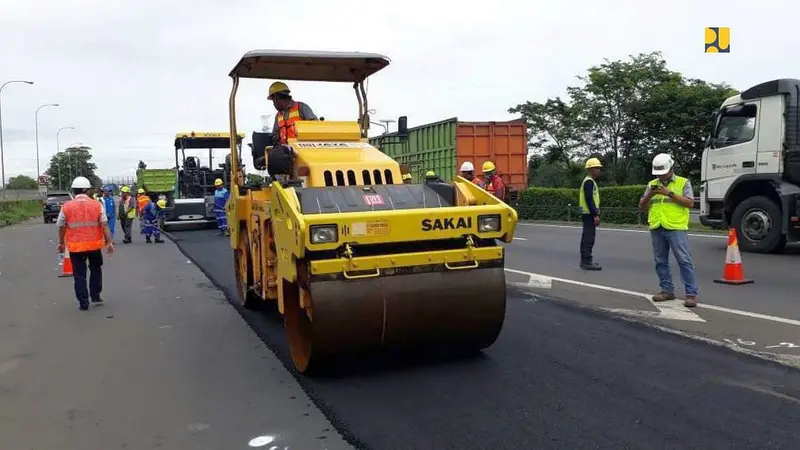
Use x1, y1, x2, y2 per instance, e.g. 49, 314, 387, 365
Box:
0, 0, 796, 185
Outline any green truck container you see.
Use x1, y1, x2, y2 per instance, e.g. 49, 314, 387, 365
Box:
136, 168, 177, 199
369, 117, 528, 190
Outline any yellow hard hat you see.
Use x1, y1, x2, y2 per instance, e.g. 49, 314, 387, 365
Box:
120, 186, 130, 193
482, 161, 496, 173
585, 157, 603, 169
268, 81, 290, 99
157, 199, 167, 208
402, 173, 412, 181
214, 178, 224, 187
425, 170, 435, 177
137, 188, 145, 194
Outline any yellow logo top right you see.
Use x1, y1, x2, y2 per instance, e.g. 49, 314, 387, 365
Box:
705, 27, 730, 53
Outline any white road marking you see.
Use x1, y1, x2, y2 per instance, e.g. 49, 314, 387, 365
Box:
517, 222, 727, 239
512, 237, 527, 241
505, 268, 800, 327
505, 268, 704, 322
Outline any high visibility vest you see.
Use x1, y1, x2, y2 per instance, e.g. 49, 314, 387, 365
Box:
648, 176, 690, 231
485, 176, 507, 202
62, 195, 105, 253
119, 196, 137, 219
579, 176, 600, 214
137, 195, 149, 214
277, 103, 302, 144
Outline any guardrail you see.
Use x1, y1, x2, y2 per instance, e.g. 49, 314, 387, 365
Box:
0, 189, 42, 201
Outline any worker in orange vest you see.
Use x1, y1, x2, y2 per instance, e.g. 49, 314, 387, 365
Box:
268, 81, 318, 145
57, 176, 114, 311
459, 161, 483, 187
482, 161, 508, 202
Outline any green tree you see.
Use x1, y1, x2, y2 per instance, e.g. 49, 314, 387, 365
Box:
45, 146, 99, 190
7, 175, 38, 189
245, 173, 265, 185
509, 97, 584, 167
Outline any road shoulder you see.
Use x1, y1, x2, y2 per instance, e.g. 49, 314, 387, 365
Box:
0, 220, 351, 450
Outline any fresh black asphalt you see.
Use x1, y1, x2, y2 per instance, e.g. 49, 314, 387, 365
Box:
173, 228, 800, 450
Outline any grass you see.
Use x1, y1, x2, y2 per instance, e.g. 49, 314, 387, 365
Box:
0, 200, 42, 228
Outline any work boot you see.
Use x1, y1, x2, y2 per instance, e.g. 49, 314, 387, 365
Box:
580, 260, 602, 271
155, 237, 164, 244
78, 301, 89, 311
146, 237, 152, 243
684, 296, 698, 308
91, 297, 104, 304
652, 291, 676, 302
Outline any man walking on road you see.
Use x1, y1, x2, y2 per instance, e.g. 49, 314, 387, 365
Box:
57, 176, 114, 311
101, 185, 116, 239
118, 186, 136, 244
639, 153, 699, 307
579, 157, 603, 270
213, 178, 230, 237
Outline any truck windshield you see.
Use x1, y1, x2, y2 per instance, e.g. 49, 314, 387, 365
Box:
712, 103, 757, 148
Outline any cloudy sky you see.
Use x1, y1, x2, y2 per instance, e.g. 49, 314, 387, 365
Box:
0, 0, 795, 184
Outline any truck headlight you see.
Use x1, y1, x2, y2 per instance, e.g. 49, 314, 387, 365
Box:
310, 224, 338, 244
478, 214, 501, 232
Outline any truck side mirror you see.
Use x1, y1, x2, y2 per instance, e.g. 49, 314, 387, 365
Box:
397, 116, 408, 141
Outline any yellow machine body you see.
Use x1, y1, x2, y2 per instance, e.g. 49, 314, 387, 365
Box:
225, 50, 519, 374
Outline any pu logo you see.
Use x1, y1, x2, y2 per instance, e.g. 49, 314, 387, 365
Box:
705, 27, 730, 53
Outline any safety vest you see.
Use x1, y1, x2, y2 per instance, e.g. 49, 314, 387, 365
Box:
137, 195, 149, 214
579, 176, 600, 214
277, 103, 301, 144
120, 196, 136, 219
62, 195, 105, 253
648, 176, 690, 231
485, 176, 507, 202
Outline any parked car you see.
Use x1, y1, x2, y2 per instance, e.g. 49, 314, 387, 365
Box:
42, 191, 73, 223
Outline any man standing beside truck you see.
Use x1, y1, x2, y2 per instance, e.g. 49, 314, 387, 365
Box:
459, 161, 483, 187
639, 153, 699, 308
482, 161, 507, 202
118, 186, 136, 244
213, 178, 230, 237
579, 158, 603, 271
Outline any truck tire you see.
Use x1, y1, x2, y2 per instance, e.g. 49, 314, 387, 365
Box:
731, 195, 786, 254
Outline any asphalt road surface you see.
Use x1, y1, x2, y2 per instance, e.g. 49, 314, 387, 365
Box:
0, 221, 351, 450
171, 227, 800, 450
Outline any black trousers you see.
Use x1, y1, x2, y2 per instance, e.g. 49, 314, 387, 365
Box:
70, 250, 103, 305
120, 217, 133, 241
580, 214, 597, 263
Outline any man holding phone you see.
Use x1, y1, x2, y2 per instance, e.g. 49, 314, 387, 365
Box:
638, 153, 698, 307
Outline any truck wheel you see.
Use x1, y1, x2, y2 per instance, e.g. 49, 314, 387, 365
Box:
731, 195, 786, 254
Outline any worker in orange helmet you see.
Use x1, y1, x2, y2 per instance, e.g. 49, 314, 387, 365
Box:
268, 81, 318, 146
482, 161, 507, 202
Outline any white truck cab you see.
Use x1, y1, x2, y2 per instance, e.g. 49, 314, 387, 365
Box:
700, 78, 800, 253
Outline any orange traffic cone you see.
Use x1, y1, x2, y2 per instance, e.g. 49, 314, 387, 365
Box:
713, 228, 754, 285
58, 251, 73, 278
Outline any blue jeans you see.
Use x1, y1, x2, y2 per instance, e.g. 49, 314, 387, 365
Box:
650, 228, 698, 296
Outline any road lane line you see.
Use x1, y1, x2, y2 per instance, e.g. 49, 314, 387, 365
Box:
505, 268, 704, 322
512, 237, 527, 241
517, 223, 727, 240
506, 268, 800, 327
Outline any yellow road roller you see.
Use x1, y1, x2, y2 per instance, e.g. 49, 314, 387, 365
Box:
225, 49, 519, 374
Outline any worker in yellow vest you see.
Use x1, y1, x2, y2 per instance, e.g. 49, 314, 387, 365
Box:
639, 153, 698, 307
579, 157, 603, 270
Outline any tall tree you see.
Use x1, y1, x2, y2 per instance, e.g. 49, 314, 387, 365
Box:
7, 175, 38, 190
45, 146, 100, 190
509, 97, 584, 166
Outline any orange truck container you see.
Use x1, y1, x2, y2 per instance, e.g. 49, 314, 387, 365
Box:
369, 117, 529, 190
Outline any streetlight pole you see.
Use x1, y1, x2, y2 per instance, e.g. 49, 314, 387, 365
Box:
56, 126, 74, 190
35, 103, 59, 181
0, 80, 34, 189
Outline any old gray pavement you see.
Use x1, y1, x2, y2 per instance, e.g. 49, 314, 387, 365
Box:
0, 220, 350, 450
507, 223, 800, 363
172, 227, 800, 450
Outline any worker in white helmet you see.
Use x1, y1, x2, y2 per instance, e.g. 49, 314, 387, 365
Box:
57, 176, 114, 310
459, 161, 483, 187
579, 157, 603, 270
639, 153, 698, 307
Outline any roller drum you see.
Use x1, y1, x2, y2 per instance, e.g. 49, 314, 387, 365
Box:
305, 266, 507, 358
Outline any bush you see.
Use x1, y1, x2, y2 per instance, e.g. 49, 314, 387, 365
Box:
517, 185, 648, 224
0, 200, 42, 227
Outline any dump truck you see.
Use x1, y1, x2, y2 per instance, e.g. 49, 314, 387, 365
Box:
699, 78, 800, 253
141, 132, 244, 231
225, 49, 520, 375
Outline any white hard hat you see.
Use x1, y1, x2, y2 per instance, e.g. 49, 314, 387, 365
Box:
71, 176, 92, 189
651, 153, 674, 176
460, 161, 474, 172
